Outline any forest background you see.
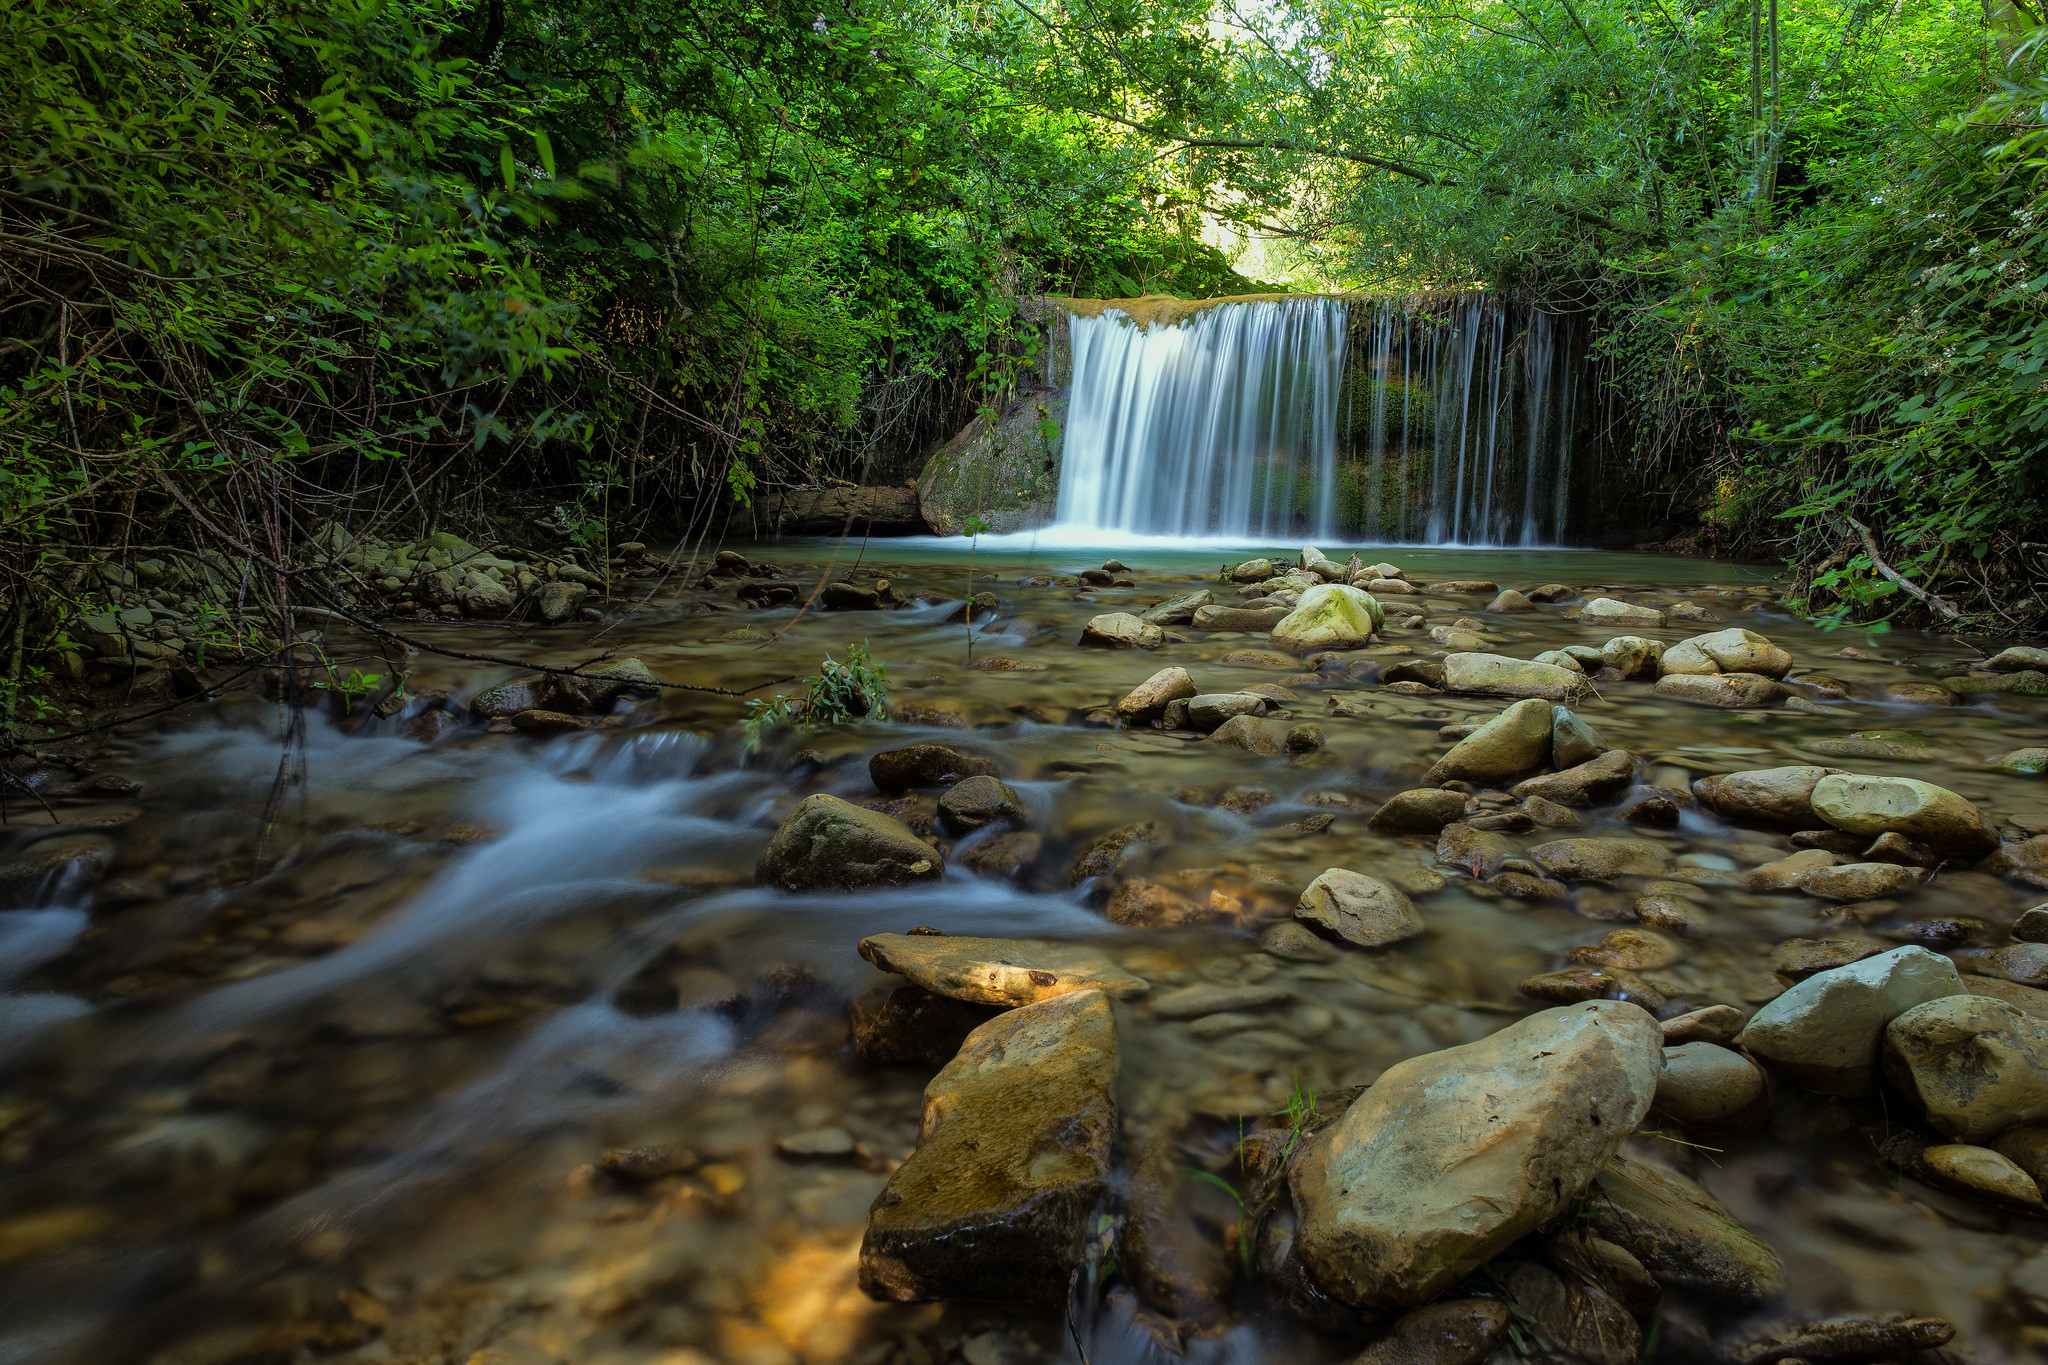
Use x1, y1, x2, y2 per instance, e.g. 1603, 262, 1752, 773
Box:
1, 0, 2045, 727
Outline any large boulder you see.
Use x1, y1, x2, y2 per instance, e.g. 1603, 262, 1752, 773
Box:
1583, 1153, 1786, 1304
1116, 666, 1196, 720
1424, 698, 1555, 785
857, 933, 1148, 1006
1738, 945, 1963, 1094
1884, 994, 2048, 1141
1658, 628, 1793, 678
1080, 612, 1163, 649
860, 990, 1117, 1305
1270, 584, 1383, 653
1693, 766, 1834, 827
1441, 652, 1589, 702
1296, 869, 1426, 948
913, 388, 1064, 536
758, 795, 942, 891
1809, 773, 2000, 856
1289, 1001, 1662, 1309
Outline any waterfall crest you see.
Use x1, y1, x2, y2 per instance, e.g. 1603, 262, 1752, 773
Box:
1048, 293, 1584, 546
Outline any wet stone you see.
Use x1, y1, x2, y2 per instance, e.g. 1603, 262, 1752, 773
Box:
1585, 1152, 1786, 1305
1353, 1298, 1511, 1365
1370, 788, 1469, 834
850, 986, 1001, 1066
936, 775, 1023, 832
857, 933, 1148, 1006
1261, 920, 1339, 961
1104, 879, 1212, 928
1662, 1004, 1746, 1045
1295, 868, 1426, 948
1727, 1314, 1955, 1365
757, 795, 941, 891
1771, 937, 1884, 977
870, 743, 998, 792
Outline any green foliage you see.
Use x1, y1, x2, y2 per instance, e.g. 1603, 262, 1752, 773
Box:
740, 642, 890, 752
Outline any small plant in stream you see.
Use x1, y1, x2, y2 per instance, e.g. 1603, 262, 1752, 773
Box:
741, 642, 889, 753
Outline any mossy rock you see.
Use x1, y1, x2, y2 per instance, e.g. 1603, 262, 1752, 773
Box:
917, 388, 1065, 535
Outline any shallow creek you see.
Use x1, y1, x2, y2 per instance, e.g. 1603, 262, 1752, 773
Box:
2, 542, 2046, 1365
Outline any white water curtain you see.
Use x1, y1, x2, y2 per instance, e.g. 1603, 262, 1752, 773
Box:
1054, 298, 1348, 540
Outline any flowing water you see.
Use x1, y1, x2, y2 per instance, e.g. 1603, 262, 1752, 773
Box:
2, 542, 2047, 1365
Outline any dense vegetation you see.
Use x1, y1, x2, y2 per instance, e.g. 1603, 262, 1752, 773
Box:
1, 0, 2043, 729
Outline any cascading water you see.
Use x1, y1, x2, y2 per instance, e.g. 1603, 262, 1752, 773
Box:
1054, 297, 1349, 540
1049, 292, 1585, 546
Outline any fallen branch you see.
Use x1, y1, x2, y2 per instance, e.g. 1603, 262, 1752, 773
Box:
1843, 516, 1966, 623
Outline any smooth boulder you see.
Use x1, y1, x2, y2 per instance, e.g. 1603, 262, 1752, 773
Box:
860, 990, 1118, 1305
1655, 1043, 1766, 1125
1693, 766, 1834, 827
1442, 652, 1588, 702
1512, 751, 1635, 808
1579, 598, 1665, 627
937, 775, 1023, 832
871, 743, 998, 791
1737, 945, 1963, 1094
1529, 838, 1667, 881
1809, 772, 1999, 856
1653, 673, 1787, 708
1080, 612, 1163, 649
1116, 666, 1196, 720
758, 795, 941, 891
1583, 1153, 1786, 1304
1658, 628, 1793, 678
1369, 789, 1470, 834
1289, 1001, 1661, 1309
1884, 994, 2048, 1141
1425, 698, 1555, 785
1296, 869, 1426, 948
1270, 584, 1383, 652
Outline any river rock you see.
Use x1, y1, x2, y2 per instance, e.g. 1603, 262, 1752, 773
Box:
1530, 838, 1668, 881
1261, 920, 1340, 961
1104, 878, 1211, 928
938, 776, 1023, 833
759, 795, 941, 891
1662, 1004, 1745, 1045
870, 744, 998, 791
1512, 750, 1636, 807
1653, 673, 1787, 708
1985, 645, 2048, 672
1920, 1142, 2044, 1209
1296, 869, 1426, 948
850, 986, 1000, 1065
1738, 945, 1963, 1094
1694, 766, 1833, 827
1187, 692, 1267, 730
1427, 580, 1498, 594
859, 990, 1117, 1305
1579, 597, 1664, 627
1271, 584, 1383, 652
1549, 706, 1604, 768
1655, 1043, 1766, 1125
1080, 612, 1163, 649
536, 580, 588, 623
1600, 636, 1663, 679
1437, 823, 1512, 878
1947, 668, 2048, 695
1658, 627, 1793, 678
1369, 789, 1469, 834
1206, 713, 1287, 755
1354, 1298, 1511, 1365
1289, 1001, 1661, 1309
1117, 666, 1196, 720
469, 676, 549, 721
1230, 558, 1277, 582
1495, 1262, 1640, 1365
857, 933, 1148, 1005
1533, 650, 1585, 673
1800, 860, 1922, 901
1487, 589, 1534, 613
1745, 848, 1839, 891
1141, 590, 1212, 625
0, 832, 116, 897
1809, 773, 1999, 856
1441, 652, 1588, 702
1731, 1316, 1958, 1365
1194, 604, 1289, 631
1994, 1125, 2048, 1184
1885, 994, 2048, 1140
1584, 1153, 1786, 1304
2018, 904, 2048, 942
1424, 697, 1554, 785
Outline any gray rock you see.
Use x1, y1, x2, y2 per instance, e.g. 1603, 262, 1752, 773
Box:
1693, 766, 1835, 827
938, 775, 1024, 833
1985, 645, 2048, 673
1578, 597, 1664, 627
1584, 1152, 1785, 1304
536, 580, 588, 623
1140, 590, 1213, 625
1655, 1043, 1766, 1125
1658, 627, 1793, 678
1080, 612, 1163, 649
1660, 1004, 1745, 1045
857, 933, 1148, 1005
758, 795, 941, 891
461, 574, 516, 617
1551, 706, 1605, 768
1798, 860, 1922, 901
1117, 667, 1196, 720
1437, 823, 1512, 878
1369, 789, 1470, 834
1193, 604, 1289, 631
1187, 692, 1268, 730
1487, 590, 1534, 613
860, 990, 1118, 1306
1809, 772, 2000, 856
1512, 750, 1636, 808
1290, 1001, 1662, 1309
1205, 713, 1287, 755
1261, 920, 1339, 961
1529, 838, 1668, 881
1653, 673, 1787, 708
1599, 636, 1663, 679
1296, 869, 1426, 948
1885, 994, 2048, 1141
1738, 944, 1963, 1094
1441, 652, 1589, 702
1425, 697, 1554, 785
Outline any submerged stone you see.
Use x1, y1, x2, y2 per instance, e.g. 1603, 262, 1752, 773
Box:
1584, 1153, 1786, 1304
857, 933, 1148, 1006
1295, 868, 1426, 948
1080, 612, 1163, 648
758, 795, 941, 891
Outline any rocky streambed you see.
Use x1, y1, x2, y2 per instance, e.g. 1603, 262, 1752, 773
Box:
1, 541, 2047, 1365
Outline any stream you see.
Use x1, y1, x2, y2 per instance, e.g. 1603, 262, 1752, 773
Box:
1, 541, 2045, 1365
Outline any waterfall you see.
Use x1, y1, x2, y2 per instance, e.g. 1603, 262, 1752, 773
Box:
1053, 298, 1349, 540
1049, 292, 1584, 546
